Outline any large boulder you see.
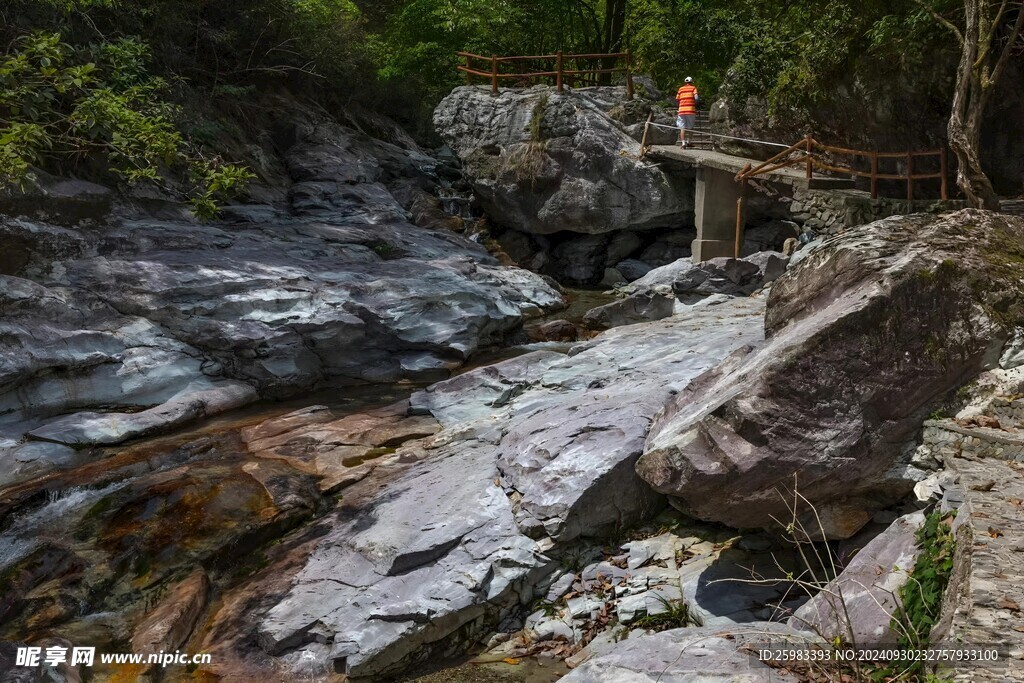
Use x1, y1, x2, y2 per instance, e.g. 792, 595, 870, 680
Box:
637, 211, 1024, 539
433, 85, 694, 235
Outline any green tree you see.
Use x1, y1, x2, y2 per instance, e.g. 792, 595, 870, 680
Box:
0, 30, 253, 217
921, 0, 1024, 209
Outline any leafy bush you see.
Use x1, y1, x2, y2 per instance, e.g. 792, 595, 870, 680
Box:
881, 510, 957, 678
0, 31, 253, 217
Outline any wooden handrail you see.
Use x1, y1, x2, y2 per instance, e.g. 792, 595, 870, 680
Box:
735, 137, 810, 181
458, 51, 630, 62
737, 135, 948, 201
457, 50, 633, 98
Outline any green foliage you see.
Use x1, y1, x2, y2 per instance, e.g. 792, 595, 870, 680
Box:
630, 595, 701, 631
529, 93, 549, 142
879, 511, 957, 679
2, 0, 962, 178
0, 30, 252, 216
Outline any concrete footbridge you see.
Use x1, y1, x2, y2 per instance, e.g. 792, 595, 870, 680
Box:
644, 144, 857, 261
639, 117, 952, 262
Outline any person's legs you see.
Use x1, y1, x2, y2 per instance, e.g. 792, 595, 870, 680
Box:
679, 115, 696, 147
676, 115, 685, 146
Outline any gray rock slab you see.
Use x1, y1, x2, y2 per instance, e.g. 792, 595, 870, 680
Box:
561, 624, 808, 682
790, 511, 925, 645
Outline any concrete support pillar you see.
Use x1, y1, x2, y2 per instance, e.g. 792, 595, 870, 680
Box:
692, 166, 741, 262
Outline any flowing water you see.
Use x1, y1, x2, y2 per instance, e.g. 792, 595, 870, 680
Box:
0, 482, 127, 571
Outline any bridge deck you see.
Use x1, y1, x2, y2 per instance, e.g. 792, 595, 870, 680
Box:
647, 145, 855, 190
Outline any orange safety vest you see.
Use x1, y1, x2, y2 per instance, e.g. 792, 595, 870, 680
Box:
677, 84, 698, 115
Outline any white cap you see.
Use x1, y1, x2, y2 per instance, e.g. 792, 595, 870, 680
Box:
685, 76, 693, 83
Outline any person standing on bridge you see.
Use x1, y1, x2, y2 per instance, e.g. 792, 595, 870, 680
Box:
676, 77, 700, 148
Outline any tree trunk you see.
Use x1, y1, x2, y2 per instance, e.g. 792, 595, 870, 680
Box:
943, 0, 1022, 211
948, 111, 1000, 210
600, 0, 626, 85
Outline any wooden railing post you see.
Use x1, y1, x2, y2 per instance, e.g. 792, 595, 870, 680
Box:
491, 55, 498, 96
735, 180, 748, 259
805, 135, 814, 181
625, 50, 634, 100
465, 54, 472, 85
940, 147, 949, 200
870, 151, 879, 199
906, 151, 914, 201
639, 112, 653, 155
556, 51, 564, 93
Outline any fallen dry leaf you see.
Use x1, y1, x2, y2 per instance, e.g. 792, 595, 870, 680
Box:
988, 526, 1004, 538
998, 597, 1021, 613
502, 657, 520, 665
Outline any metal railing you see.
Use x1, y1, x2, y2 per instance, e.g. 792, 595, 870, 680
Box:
456, 51, 634, 98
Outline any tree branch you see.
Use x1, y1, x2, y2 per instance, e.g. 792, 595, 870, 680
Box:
989, 1, 1024, 88
917, 0, 965, 44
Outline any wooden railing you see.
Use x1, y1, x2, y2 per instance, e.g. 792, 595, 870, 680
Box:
457, 51, 634, 98
736, 135, 948, 201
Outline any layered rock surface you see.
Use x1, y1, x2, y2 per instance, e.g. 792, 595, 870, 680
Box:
224, 296, 767, 678
0, 115, 561, 485
638, 210, 1024, 538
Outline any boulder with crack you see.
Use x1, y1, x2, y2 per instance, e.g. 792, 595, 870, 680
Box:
638, 211, 1024, 539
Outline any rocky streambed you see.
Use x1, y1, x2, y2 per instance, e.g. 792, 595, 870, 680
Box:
4, 85, 1024, 683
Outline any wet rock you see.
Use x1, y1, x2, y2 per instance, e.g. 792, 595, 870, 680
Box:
0, 115, 562, 478
561, 624, 808, 682
239, 405, 335, 445
434, 86, 694, 235
27, 381, 257, 447
527, 319, 579, 343
614, 258, 653, 281
639, 211, 1024, 538
76, 458, 319, 598
131, 570, 210, 666
582, 291, 675, 330
243, 400, 440, 494
790, 511, 925, 645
